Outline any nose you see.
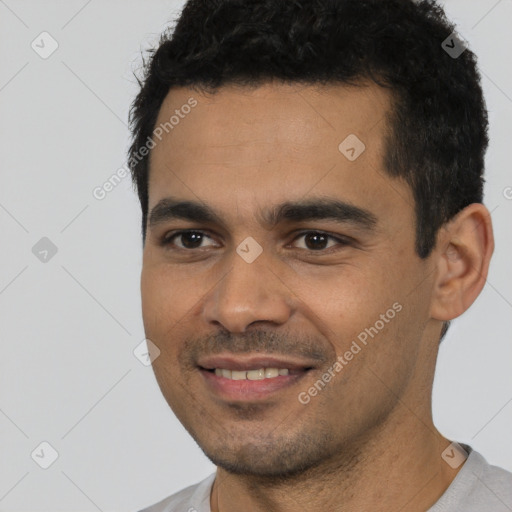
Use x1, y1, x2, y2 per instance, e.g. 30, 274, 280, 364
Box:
202, 248, 293, 333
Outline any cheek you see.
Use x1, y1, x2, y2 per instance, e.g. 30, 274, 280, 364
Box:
298, 256, 424, 381
304, 273, 421, 425
297, 267, 393, 342
140, 263, 213, 370
140, 265, 185, 350
141, 262, 193, 320
140, 266, 194, 408
140, 267, 163, 333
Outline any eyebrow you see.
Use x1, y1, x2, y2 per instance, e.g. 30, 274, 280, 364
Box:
148, 196, 378, 232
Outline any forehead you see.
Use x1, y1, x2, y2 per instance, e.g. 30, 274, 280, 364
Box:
147, 81, 411, 232
150, 81, 391, 162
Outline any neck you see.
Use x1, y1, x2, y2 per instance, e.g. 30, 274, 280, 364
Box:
210, 403, 462, 512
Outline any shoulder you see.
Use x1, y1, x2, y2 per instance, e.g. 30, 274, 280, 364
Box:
136, 473, 216, 512
430, 446, 512, 512
472, 450, 512, 504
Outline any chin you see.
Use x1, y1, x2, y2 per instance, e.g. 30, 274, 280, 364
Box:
196, 431, 339, 478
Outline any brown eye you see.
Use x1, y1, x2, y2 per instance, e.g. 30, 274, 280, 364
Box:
162, 231, 216, 249
292, 231, 351, 252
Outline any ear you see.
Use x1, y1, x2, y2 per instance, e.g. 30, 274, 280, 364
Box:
430, 203, 494, 321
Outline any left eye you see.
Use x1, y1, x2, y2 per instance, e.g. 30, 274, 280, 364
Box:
291, 231, 348, 251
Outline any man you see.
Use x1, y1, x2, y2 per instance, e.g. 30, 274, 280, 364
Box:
129, 0, 512, 510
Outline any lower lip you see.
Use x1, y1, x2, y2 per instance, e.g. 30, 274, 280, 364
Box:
199, 368, 309, 401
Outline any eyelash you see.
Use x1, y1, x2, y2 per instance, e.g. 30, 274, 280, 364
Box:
160, 230, 352, 254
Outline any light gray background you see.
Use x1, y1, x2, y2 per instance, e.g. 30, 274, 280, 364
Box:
0, 1, 510, 510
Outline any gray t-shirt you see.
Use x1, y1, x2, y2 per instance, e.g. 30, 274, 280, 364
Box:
138, 446, 512, 512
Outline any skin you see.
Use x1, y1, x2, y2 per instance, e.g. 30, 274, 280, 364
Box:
140, 81, 494, 511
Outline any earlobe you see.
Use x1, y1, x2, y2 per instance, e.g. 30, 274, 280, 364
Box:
430, 203, 494, 322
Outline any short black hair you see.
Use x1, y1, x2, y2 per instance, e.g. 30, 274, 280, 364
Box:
128, 0, 488, 262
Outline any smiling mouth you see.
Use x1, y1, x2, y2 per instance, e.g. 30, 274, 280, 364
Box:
201, 366, 311, 381
197, 355, 316, 401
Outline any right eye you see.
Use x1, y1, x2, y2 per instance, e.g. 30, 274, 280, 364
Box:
161, 230, 218, 250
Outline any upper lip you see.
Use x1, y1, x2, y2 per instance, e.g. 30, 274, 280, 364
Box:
197, 354, 316, 372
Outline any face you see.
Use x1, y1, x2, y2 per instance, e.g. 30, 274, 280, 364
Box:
141, 82, 436, 477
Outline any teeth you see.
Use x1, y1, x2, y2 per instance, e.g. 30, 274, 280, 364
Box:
247, 368, 265, 380
213, 367, 290, 380
265, 368, 279, 378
